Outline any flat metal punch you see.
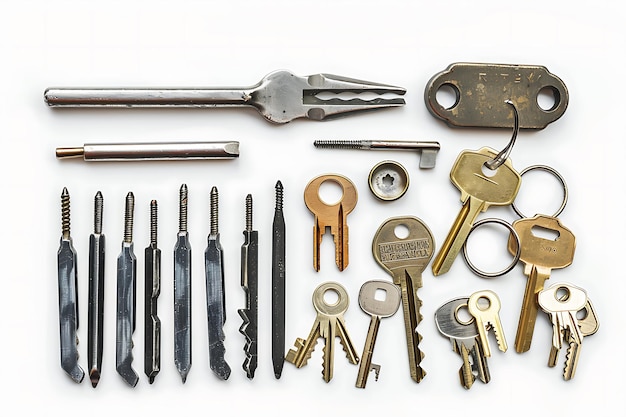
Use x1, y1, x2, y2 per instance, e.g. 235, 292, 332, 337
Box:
44, 70, 406, 124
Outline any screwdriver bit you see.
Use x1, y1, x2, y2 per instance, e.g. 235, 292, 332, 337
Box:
145, 200, 161, 384
174, 184, 192, 383
205, 186, 231, 380
57, 187, 85, 384
116, 192, 139, 387
88, 191, 105, 387
238, 194, 258, 379
272, 181, 286, 379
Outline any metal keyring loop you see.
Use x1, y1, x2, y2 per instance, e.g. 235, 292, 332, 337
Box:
512, 164, 568, 219
462, 218, 521, 279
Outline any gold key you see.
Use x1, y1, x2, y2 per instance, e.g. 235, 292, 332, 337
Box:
372, 216, 434, 382
304, 174, 358, 271
285, 282, 359, 382
431, 147, 521, 276
467, 290, 507, 357
507, 215, 576, 353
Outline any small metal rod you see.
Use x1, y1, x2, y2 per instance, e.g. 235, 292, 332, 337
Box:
272, 181, 286, 379
174, 184, 192, 383
238, 194, 258, 379
55, 141, 239, 161
205, 186, 231, 380
88, 191, 105, 387
484, 101, 520, 170
116, 192, 139, 387
313, 140, 440, 169
57, 187, 85, 384
144, 200, 161, 384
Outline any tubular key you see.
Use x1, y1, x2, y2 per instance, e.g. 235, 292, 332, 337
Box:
304, 174, 357, 272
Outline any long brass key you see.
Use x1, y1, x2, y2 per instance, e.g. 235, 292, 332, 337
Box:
285, 282, 359, 382
304, 174, 358, 271
355, 280, 401, 388
508, 215, 575, 353
432, 147, 521, 276
372, 216, 434, 382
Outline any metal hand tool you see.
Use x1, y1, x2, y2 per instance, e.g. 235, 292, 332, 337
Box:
205, 186, 231, 380
88, 191, 105, 387
145, 200, 161, 384
238, 195, 258, 379
304, 174, 357, 271
57, 187, 85, 383
271, 181, 286, 379
313, 140, 440, 169
56, 141, 239, 161
174, 184, 192, 383
372, 216, 434, 383
285, 282, 359, 382
44, 70, 406, 124
116, 192, 139, 387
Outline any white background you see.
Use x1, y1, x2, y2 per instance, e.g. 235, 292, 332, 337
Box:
1, 0, 623, 414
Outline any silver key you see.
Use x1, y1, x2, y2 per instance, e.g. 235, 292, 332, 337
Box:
435, 298, 490, 389
538, 283, 587, 380
355, 280, 401, 388
467, 290, 507, 357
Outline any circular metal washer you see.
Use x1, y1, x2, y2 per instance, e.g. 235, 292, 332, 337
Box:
512, 164, 568, 219
462, 218, 521, 279
368, 160, 409, 201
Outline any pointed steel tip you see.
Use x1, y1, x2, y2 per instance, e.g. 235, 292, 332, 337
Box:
149, 376, 155, 384
274, 371, 282, 379
95, 190, 103, 198
89, 369, 100, 387
62, 187, 69, 196
180, 183, 188, 190
126, 191, 134, 198
210, 186, 218, 193
275, 180, 283, 189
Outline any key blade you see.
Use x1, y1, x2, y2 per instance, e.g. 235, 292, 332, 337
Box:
116, 243, 139, 387
173, 232, 192, 382
514, 264, 551, 353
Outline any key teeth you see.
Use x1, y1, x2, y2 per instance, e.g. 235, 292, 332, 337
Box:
285, 338, 314, 367
563, 340, 579, 380
371, 364, 381, 381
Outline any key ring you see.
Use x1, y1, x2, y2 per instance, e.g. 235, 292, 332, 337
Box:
462, 218, 521, 279
484, 100, 519, 170
511, 165, 568, 218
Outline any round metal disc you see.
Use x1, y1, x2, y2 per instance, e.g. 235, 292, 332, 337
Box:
368, 160, 409, 201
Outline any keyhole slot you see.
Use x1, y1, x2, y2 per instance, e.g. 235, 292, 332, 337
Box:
323, 288, 340, 306
537, 86, 560, 112
531, 225, 560, 241
318, 179, 344, 205
475, 296, 491, 311
382, 174, 394, 187
555, 286, 571, 302
394, 224, 410, 239
436, 83, 460, 110
374, 289, 387, 302
455, 304, 475, 325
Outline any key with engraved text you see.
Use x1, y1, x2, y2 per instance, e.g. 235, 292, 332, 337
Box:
372, 216, 434, 382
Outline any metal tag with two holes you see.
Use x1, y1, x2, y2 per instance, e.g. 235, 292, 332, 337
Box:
424, 63, 568, 129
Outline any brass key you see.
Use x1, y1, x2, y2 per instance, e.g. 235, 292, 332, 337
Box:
467, 290, 507, 357
285, 282, 359, 382
432, 147, 521, 276
372, 216, 434, 382
304, 174, 358, 271
508, 215, 575, 353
